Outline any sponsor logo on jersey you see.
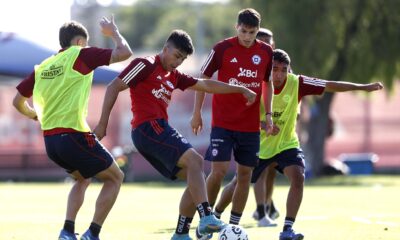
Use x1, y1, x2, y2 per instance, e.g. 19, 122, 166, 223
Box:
41, 65, 63, 79
228, 78, 260, 88
238, 68, 258, 78
252, 55, 261, 65
152, 84, 171, 104
230, 57, 238, 63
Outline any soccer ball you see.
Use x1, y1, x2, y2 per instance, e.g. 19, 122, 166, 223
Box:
218, 224, 248, 240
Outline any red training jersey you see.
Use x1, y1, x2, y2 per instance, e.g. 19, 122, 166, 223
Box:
118, 55, 198, 128
201, 37, 273, 132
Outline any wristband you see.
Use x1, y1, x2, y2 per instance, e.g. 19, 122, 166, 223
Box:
265, 112, 272, 116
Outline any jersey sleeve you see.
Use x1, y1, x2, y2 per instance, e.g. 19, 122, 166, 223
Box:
175, 71, 198, 90
16, 72, 35, 97
298, 75, 326, 99
79, 47, 113, 70
118, 58, 153, 87
200, 42, 226, 78
263, 44, 273, 82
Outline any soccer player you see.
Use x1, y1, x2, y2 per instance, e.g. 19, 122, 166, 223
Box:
12, 16, 132, 240
190, 8, 274, 234
93, 29, 256, 240
250, 27, 281, 227
212, 49, 384, 240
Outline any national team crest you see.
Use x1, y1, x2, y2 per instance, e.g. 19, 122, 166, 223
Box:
165, 80, 175, 89
252, 55, 261, 65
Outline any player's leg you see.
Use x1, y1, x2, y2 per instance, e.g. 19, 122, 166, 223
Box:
214, 176, 238, 218
228, 131, 259, 225
278, 148, 305, 240
204, 127, 234, 207
265, 163, 280, 219
206, 161, 230, 206
253, 167, 267, 220
229, 163, 252, 225
176, 149, 226, 236
170, 186, 196, 240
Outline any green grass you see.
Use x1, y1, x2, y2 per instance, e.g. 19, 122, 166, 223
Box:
1, 175, 399, 239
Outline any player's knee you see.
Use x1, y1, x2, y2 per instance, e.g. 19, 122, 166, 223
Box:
210, 167, 228, 181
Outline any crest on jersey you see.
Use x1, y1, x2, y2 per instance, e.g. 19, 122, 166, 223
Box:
252, 55, 261, 65
165, 80, 175, 89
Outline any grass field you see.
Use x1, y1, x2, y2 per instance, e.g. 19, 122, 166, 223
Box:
1, 175, 399, 240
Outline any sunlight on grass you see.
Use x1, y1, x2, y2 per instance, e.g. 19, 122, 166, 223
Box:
0, 176, 399, 239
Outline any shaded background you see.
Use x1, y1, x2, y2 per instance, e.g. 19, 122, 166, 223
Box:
1, 0, 399, 181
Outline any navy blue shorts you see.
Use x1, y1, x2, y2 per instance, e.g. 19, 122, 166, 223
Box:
205, 127, 260, 167
44, 132, 114, 179
131, 119, 193, 180
251, 148, 305, 183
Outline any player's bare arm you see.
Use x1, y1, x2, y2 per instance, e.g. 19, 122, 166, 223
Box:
190, 79, 256, 105
190, 74, 208, 135
325, 81, 384, 92
12, 93, 37, 120
94, 78, 129, 140
100, 15, 132, 64
263, 80, 275, 135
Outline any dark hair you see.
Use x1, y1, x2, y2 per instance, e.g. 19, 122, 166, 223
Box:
257, 28, 273, 38
237, 8, 261, 28
166, 29, 194, 55
59, 21, 88, 48
273, 49, 291, 65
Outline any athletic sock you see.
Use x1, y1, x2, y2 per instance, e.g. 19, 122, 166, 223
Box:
214, 207, 223, 219
175, 215, 193, 235
256, 204, 266, 219
197, 202, 212, 218
63, 220, 75, 234
283, 217, 295, 231
89, 222, 102, 238
229, 211, 242, 225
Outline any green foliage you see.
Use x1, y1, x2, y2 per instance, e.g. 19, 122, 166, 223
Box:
116, 1, 240, 52
241, 0, 400, 88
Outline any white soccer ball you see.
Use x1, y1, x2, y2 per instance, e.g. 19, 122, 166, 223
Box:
218, 224, 248, 240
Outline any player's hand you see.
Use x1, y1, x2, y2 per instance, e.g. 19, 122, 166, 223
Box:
93, 124, 107, 141
242, 87, 256, 106
364, 82, 384, 92
264, 115, 275, 135
100, 14, 119, 37
190, 112, 203, 135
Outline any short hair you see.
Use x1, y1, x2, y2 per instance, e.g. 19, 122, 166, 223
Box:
273, 49, 291, 65
237, 8, 261, 28
59, 21, 88, 48
257, 28, 273, 38
165, 29, 194, 55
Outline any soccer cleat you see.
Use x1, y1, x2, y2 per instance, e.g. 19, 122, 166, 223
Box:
58, 229, 78, 240
279, 229, 304, 240
257, 215, 278, 227
268, 201, 280, 220
252, 210, 260, 221
195, 227, 213, 240
198, 214, 226, 235
171, 233, 193, 240
80, 230, 100, 240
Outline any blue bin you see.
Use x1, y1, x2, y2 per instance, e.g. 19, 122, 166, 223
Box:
339, 153, 379, 175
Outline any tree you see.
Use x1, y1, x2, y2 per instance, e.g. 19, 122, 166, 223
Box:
240, 0, 400, 176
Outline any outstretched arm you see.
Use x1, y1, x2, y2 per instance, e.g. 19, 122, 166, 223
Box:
100, 15, 132, 64
325, 81, 384, 92
93, 78, 129, 140
12, 93, 37, 121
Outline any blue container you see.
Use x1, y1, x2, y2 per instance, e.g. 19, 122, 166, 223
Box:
339, 153, 379, 175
